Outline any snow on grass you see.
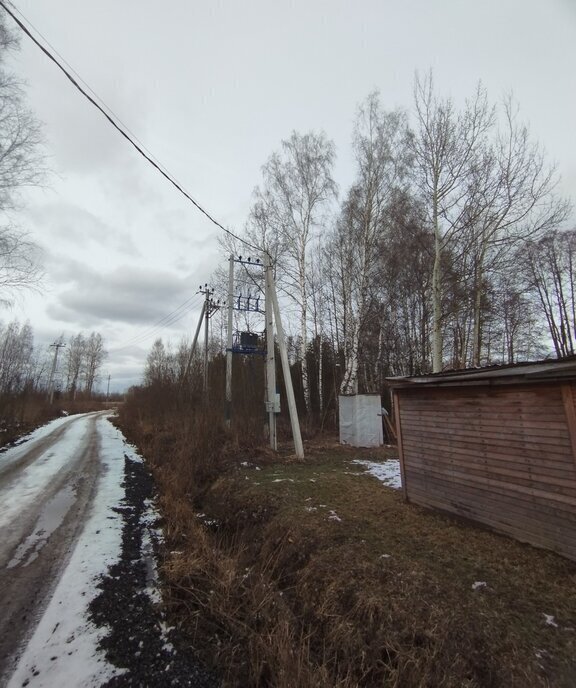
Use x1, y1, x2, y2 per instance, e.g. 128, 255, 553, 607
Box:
352, 459, 402, 489
7, 415, 131, 688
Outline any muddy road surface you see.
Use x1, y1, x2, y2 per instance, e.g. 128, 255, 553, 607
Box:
0, 413, 217, 688
0, 412, 107, 681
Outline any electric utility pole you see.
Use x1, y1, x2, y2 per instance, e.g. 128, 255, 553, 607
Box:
106, 374, 111, 401
222, 253, 301, 457
199, 284, 220, 398
47, 340, 65, 404
225, 254, 234, 428
264, 254, 277, 450
182, 300, 207, 386
267, 264, 304, 459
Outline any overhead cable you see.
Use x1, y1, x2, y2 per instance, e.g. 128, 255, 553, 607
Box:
0, 0, 262, 254
109, 293, 204, 353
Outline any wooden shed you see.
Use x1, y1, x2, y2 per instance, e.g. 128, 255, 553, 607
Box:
389, 358, 576, 561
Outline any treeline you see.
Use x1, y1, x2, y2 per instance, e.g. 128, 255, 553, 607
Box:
138, 76, 574, 430
209, 75, 573, 413
0, 321, 107, 433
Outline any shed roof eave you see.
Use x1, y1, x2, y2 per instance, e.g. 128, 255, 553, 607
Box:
386, 357, 576, 389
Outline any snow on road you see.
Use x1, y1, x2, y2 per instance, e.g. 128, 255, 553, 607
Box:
0, 418, 92, 533
5, 414, 133, 688
352, 459, 402, 489
0, 415, 77, 474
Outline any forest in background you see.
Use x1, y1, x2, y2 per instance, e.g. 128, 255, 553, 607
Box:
142, 75, 574, 427
0, 321, 108, 441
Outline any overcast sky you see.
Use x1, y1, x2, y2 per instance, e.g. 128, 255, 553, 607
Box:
3, 0, 575, 391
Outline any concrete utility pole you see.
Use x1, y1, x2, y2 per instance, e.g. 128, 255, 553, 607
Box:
201, 285, 211, 395
225, 254, 234, 428
199, 284, 220, 400
182, 300, 207, 385
268, 268, 304, 459
264, 254, 277, 450
106, 374, 111, 401
47, 340, 65, 404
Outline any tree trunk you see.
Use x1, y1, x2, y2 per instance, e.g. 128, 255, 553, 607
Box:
432, 205, 443, 373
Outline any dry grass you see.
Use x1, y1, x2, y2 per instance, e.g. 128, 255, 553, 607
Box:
0, 396, 112, 448
117, 401, 576, 688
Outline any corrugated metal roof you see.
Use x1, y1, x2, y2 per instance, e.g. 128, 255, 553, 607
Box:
387, 356, 576, 388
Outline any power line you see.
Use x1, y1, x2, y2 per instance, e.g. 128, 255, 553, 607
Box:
110, 300, 202, 352
6, 1, 177, 186
0, 0, 262, 254
109, 293, 204, 353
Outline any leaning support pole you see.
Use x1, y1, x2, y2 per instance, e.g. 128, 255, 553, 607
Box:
182, 301, 206, 386
264, 255, 277, 451
268, 270, 304, 459
225, 254, 234, 428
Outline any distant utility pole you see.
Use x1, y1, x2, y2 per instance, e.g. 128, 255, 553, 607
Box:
106, 374, 111, 401
199, 283, 220, 398
47, 340, 66, 404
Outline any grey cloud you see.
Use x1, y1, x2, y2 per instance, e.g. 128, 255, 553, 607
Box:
47, 264, 195, 327
27, 203, 139, 255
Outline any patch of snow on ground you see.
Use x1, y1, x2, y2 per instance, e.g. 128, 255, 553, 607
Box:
472, 581, 487, 591
7, 415, 129, 688
352, 459, 402, 489
543, 614, 559, 628
328, 510, 342, 522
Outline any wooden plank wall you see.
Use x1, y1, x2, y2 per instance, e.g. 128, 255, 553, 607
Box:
396, 383, 576, 561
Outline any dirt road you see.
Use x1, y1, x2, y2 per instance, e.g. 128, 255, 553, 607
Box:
0, 412, 106, 681
0, 412, 218, 688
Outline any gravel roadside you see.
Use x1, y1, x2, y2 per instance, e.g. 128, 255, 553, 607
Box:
88, 454, 219, 688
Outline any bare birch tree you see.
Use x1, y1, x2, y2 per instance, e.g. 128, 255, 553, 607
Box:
337, 94, 410, 394
83, 332, 106, 395
465, 97, 570, 365
411, 72, 494, 372
65, 333, 85, 399
247, 131, 337, 413
0, 15, 44, 304
522, 229, 576, 357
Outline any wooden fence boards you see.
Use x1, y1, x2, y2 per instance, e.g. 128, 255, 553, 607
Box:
394, 381, 576, 561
